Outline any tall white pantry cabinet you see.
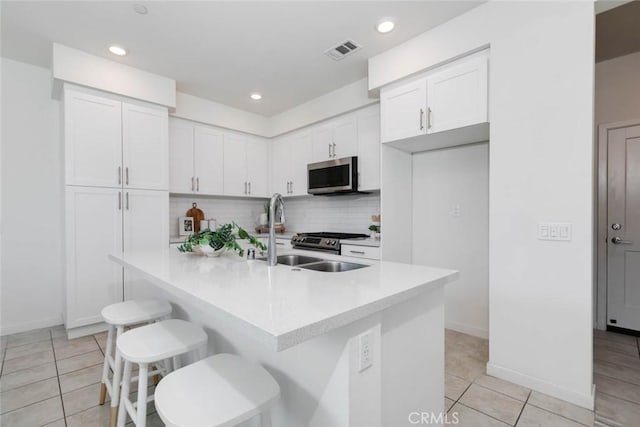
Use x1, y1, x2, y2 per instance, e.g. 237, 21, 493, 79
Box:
64, 86, 169, 332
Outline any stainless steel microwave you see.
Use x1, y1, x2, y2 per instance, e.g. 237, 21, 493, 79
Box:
307, 156, 359, 195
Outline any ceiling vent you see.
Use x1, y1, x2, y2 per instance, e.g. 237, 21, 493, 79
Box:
324, 40, 362, 61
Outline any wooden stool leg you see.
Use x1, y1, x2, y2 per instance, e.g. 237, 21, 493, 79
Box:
136, 363, 149, 427
99, 325, 114, 405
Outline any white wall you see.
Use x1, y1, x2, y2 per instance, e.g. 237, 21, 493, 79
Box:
1, 58, 64, 335
412, 143, 489, 338
169, 193, 380, 238
371, 1, 595, 408
595, 52, 640, 126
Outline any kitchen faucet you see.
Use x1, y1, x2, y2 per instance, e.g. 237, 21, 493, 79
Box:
267, 193, 285, 266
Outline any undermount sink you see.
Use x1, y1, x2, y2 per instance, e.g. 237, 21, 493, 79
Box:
258, 254, 324, 266
298, 261, 369, 273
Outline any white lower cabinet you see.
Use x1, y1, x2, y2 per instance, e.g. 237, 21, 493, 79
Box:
65, 186, 168, 328
341, 244, 380, 260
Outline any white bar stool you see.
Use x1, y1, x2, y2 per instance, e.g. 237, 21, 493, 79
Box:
100, 299, 172, 427
116, 319, 208, 427
154, 354, 281, 427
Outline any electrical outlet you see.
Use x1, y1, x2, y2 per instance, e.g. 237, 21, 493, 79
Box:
358, 330, 373, 372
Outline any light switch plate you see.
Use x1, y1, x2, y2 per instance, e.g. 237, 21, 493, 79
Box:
538, 222, 572, 241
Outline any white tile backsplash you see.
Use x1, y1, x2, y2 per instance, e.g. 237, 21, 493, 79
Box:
169, 193, 380, 237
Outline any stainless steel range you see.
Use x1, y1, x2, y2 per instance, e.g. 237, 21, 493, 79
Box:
291, 232, 369, 254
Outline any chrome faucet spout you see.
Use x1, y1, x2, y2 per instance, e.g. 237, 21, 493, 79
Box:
267, 193, 285, 266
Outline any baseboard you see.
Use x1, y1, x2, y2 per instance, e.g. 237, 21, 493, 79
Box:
445, 320, 489, 339
0, 316, 64, 336
486, 362, 595, 410
66, 322, 109, 339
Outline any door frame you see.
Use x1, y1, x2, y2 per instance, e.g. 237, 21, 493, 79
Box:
595, 119, 640, 330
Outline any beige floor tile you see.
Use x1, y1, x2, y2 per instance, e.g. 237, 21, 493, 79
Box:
449, 403, 510, 426
53, 336, 100, 360
516, 404, 586, 427
446, 329, 490, 362
445, 374, 471, 400
594, 338, 639, 357
59, 364, 103, 394
50, 325, 67, 339
0, 362, 57, 392
62, 382, 109, 416
594, 359, 640, 386
57, 350, 104, 375
594, 347, 640, 369
0, 396, 63, 426
445, 353, 486, 382
595, 373, 640, 406
596, 391, 640, 426
6, 328, 51, 348
474, 374, 530, 402
459, 384, 524, 425
66, 403, 111, 427
4, 340, 53, 361
528, 391, 594, 426
2, 349, 55, 375
445, 397, 455, 412
0, 377, 60, 414
43, 419, 66, 427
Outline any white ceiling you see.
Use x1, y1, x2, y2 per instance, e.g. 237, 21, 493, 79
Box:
1, 1, 483, 116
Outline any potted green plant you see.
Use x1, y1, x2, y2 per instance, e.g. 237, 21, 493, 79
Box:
368, 224, 381, 240
178, 222, 266, 257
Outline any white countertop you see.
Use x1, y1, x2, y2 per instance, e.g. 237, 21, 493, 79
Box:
109, 248, 457, 351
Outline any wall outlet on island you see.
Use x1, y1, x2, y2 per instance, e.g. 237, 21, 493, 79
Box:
358, 329, 373, 372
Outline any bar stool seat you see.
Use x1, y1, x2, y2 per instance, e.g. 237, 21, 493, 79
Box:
117, 319, 208, 427
154, 354, 280, 427
101, 299, 172, 326
99, 299, 172, 427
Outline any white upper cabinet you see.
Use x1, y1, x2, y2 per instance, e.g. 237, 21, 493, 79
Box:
380, 79, 427, 143
273, 131, 312, 197
169, 119, 224, 195
169, 119, 195, 193
223, 134, 270, 197
356, 104, 381, 191
194, 126, 224, 195
65, 90, 122, 187
380, 50, 489, 150
122, 103, 169, 190
64, 86, 169, 190
311, 115, 357, 162
426, 54, 488, 134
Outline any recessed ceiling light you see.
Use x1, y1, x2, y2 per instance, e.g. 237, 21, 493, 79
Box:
250, 93, 262, 101
376, 20, 395, 34
133, 4, 148, 15
108, 45, 127, 56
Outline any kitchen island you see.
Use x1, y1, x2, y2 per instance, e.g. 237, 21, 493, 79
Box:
110, 248, 458, 427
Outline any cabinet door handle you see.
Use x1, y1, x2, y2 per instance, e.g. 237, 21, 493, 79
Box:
118, 192, 122, 210
419, 109, 424, 131
244, 181, 247, 194
427, 107, 432, 129
191, 177, 195, 191
118, 166, 122, 185
328, 144, 332, 158
290, 181, 293, 194
332, 143, 336, 158
276, 242, 285, 246
125, 192, 129, 210
125, 167, 129, 185
196, 177, 200, 192
248, 182, 251, 194
349, 250, 365, 255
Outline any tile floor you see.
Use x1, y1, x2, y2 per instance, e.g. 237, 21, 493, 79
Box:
0, 326, 638, 426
